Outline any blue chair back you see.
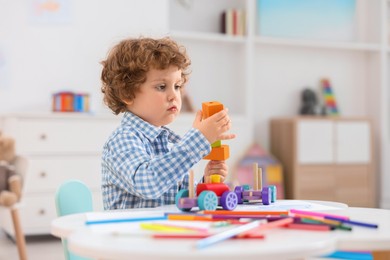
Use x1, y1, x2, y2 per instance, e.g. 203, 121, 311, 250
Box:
55, 180, 93, 260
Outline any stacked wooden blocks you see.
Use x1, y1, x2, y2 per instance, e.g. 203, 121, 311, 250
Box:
202, 101, 230, 161
321, 79, 339, 116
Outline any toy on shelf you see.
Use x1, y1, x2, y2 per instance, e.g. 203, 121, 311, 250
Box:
52, 91, 90, 112
175, 171, 238, 211
233, 162, 277, 205
321, 78, 339, 116
233, 143, 284, 199
299, 88, 320, 115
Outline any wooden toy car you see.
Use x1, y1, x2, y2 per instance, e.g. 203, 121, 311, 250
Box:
234, 163, 277, 205
175, 173, 238, 211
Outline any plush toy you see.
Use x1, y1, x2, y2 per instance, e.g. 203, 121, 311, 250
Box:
0, 132, 22, 207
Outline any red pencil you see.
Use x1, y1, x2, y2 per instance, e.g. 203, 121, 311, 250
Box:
285, 223, 331, 231
238, 217, 294, 237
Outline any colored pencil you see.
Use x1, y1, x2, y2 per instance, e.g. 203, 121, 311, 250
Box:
167, 214, 212, 221
202, 210, 289, 216
238, 217, 294, 237
211, 215, 288, 221
285, 223, 331, 231
195, 220, 261, 249
85, 216, 167, 225
140, 223, 209, 233
300, 218, 352, 231
289, 209, 350, 220
295, 214, 342, 226
153, 233, 265, 239
324, 216, 378, 229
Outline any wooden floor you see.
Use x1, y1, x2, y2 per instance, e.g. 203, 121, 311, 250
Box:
0, 230, 64, 260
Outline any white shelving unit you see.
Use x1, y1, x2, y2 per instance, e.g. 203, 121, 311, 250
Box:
167, 0, 390, 208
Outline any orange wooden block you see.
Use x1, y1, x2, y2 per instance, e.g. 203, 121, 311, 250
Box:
203, 145, 230, 160
202, 101, 224, 119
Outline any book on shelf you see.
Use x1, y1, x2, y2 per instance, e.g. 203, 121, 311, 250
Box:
221, 9, 246, 36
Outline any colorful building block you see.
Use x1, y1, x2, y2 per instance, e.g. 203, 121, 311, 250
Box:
201, 101, 230, 160
321, 79, 339, 116
211, 140, 221, 148
202, 101, 224, 118
203, 145, 230, 160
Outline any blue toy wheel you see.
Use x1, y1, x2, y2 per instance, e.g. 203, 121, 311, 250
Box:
261, 187, 272, 205
175, 189, 192, 212
221, 191, 238, 210
269, 185, 277, 203
233, 186, 244, 204
242, 184, 251, 190
197, 191, 218, 211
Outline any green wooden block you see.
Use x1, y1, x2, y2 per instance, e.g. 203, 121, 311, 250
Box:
211, 140, 221, 148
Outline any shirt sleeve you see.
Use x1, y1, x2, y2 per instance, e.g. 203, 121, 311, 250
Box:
103, 128, 210, 199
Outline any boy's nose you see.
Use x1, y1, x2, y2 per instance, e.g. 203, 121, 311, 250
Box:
168, 90, 179, 101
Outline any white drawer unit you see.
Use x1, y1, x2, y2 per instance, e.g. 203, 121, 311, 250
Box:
0, 113, 121, 236
270, 117, 375, 207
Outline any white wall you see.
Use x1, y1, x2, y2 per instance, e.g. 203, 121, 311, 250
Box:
252, 45, 369, 149
0, 0, 168, 112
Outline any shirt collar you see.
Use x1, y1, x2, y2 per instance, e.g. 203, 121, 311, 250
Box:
122, 111, 181, 143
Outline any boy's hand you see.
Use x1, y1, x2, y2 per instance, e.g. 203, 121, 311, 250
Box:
204, 160, 228, 182
193, 109, 236, 144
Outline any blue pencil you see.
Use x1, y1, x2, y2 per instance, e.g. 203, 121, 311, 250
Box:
195, 220, 261, 249
85, 216, 167, 225
324, 216, 378, 229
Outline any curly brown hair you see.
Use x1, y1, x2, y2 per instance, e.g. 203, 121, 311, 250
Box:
101, 37, 191, 115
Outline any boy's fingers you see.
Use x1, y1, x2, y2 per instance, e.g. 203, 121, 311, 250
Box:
210, 109, 228, 122
196, 110, 203, 121
219, 133, 236, 140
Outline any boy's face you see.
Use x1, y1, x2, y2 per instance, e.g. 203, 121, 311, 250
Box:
126, 65, 183, 127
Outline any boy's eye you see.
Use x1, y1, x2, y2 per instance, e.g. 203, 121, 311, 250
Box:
175, 85, 182, 90
156, 85, 165, 91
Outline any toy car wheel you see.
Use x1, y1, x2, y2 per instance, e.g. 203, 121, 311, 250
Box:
221, 191, 238, 210
175, 189, 192, 212
269, 185, 277, 203
197, 191, 218, 211
261, 187, 272, 205
243, 184, 251, 190
234, 186, 244, 204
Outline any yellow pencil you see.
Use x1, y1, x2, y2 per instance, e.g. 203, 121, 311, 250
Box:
140, 223, 207, 233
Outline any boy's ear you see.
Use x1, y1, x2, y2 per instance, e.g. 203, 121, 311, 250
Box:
123, 99, 133, 106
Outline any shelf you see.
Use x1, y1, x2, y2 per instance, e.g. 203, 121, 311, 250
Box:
254, 36, 381, 52
170, 31, 246, 44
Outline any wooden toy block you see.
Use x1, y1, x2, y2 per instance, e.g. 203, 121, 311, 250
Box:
203, 145, 230, 160
202, 101, 224, 119
189, 170, 195, 199
211, 140, 221, 148
196, 183, 230, 197
210, 175, 221, 183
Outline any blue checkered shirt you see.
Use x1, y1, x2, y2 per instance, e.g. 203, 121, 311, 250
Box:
102, 111, 211, 210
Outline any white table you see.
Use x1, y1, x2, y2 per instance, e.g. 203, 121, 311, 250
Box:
51, 200, 390, 260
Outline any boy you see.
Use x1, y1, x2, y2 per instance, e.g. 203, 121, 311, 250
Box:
100, 37, 235, 210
